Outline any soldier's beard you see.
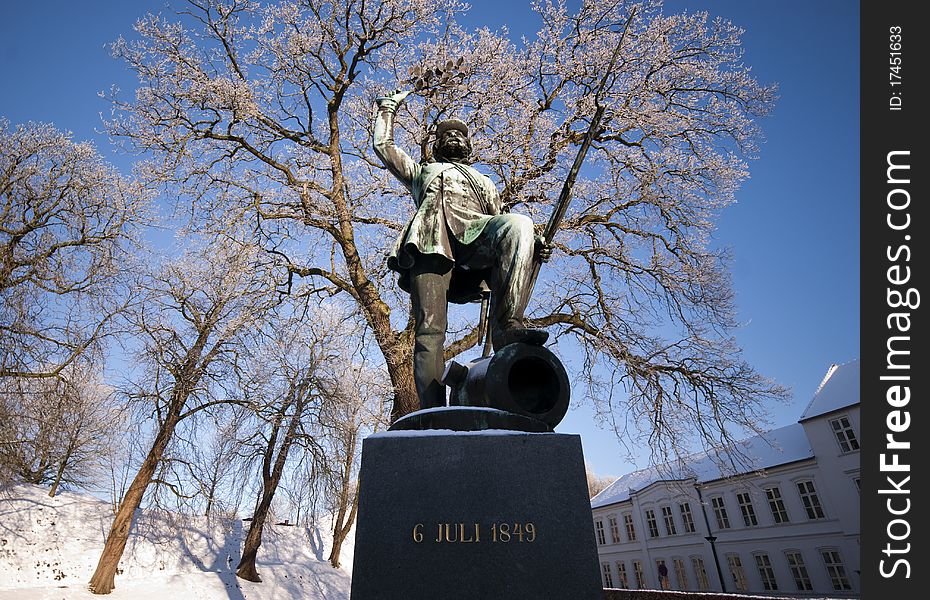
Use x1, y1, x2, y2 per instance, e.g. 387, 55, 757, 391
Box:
435, 137, 471, 162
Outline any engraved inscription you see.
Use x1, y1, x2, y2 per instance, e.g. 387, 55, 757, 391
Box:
411, 522, 536, 543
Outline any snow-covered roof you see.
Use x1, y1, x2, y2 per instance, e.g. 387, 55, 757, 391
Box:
798, 359, 860, 421
591, 423, 814, 509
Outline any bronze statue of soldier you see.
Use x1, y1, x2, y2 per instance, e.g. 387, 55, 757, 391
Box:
374, 90, 552, 410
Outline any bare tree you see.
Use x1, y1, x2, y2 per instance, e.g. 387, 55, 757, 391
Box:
0, 119, 148, 380
233, 305, 355, 582
88, 240, 275, 594
0, 364, 122, 495
108, 0, 786, 463
45, 369, 124, 498
319, 354, 390, 569
192, 411, 248, 517
585, 463, 617, 499
0, 377, 59, 484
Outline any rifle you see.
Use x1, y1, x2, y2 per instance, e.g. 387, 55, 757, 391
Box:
523, 17, 634, 310
479, 18, 634, 357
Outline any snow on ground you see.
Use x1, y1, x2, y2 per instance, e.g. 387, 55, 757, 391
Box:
0, 484, 353, 600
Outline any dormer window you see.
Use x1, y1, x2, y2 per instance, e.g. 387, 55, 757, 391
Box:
829, 415, 859, 453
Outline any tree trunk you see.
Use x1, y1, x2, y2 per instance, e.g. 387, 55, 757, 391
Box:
48, 436, 76, 498
328, 427, 360, 569
323, 110, 417, 424
89, 315, 216, 594
328, 489, 359, 569
88, 413, 180, 594
25, 452, 51, 484
328, 490, 349, 569
329, 532, 344, 569
386, 347, 418, 422
204, 461, 220, 516
236, 405, 301, 582
48, 457, 67, 498
236, 490, 274, 582
204, 492, 214, 517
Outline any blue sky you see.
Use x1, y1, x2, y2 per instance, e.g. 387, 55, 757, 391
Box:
1, 1, 860, 477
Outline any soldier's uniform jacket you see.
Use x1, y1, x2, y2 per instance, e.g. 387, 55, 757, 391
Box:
374, 106, 501, 302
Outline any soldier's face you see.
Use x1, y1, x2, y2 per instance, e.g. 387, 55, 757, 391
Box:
437, 129, 470, 161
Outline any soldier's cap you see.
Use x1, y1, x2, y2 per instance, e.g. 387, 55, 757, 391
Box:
435, 119, 469, 138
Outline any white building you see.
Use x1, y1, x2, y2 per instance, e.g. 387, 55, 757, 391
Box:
591, 360, 860, 597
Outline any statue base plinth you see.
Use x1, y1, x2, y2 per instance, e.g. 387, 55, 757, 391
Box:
349, 431, 602, 600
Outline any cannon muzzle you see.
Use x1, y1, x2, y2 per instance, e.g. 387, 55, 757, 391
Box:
442, 342, 570, 429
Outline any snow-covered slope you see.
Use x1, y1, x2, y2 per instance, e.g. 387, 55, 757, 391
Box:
0, 485, 352, 599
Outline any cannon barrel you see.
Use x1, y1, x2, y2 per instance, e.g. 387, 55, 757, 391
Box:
444, 342, 570, 429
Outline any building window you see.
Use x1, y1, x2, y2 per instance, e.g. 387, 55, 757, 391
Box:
661, 505, 677, 535
623, 512, 637, 541
854, 477, 861, 493
645, 509, 660, 537
679, 502, 696, 533
754, 553, 778, 591
601, 562, 614, 588
785, 551, 813, 591
633, 560, 645, 589
829, 415, 860, 452
595, 519, 606, 545
711, 496, 731, 529
692, 556, 710, 591
797, 480, 826, 519
765, 486, 790, 523
608, 515, 620, 543
736, 492, 758, 527
673, 557, 689, 590
821, 549, 853, 591
727, 554, 748, 592
616, 561, 629, 589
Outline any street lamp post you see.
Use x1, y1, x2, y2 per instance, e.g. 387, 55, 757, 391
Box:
695, 485, 727, 592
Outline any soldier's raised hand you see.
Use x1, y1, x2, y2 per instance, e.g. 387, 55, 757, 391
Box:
375, 89, 412, 111
534, 235, 553, 263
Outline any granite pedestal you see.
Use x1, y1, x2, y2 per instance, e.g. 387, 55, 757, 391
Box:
350, 431, 602, 599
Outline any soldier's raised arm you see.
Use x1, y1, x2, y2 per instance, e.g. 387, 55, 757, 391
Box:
373, 90, 418, 192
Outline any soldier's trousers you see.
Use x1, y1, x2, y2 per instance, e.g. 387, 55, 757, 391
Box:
409, 213, 536, 409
